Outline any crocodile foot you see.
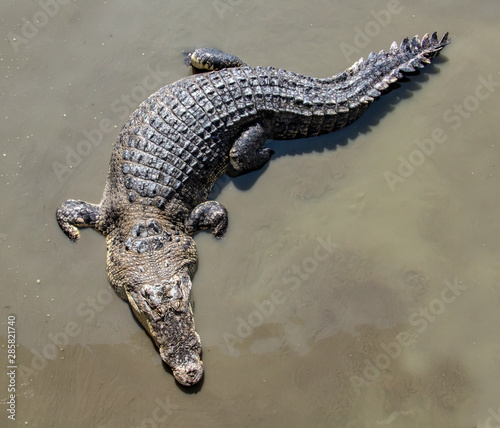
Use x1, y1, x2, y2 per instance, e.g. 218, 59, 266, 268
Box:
56, 200, 103, 241
186, 201, 228, 238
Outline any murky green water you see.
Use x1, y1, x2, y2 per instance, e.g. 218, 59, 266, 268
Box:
1, 0, 500, 426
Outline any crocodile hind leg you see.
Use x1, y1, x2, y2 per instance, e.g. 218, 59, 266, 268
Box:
185, 201, 228, 238
189, 47, 245, 71
56, 200, 103, 241
228, 121, 274, 176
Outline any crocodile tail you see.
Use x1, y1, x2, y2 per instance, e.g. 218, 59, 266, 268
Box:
341, 32, 450, 106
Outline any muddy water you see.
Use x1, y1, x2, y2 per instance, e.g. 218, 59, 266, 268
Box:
1, 0, 500, 426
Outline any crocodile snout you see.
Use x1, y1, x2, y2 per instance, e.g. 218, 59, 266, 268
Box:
171, 358, 204, 386
159, 329, 204, 386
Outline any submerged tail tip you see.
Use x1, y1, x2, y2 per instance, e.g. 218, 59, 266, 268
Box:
391, 32, 450, 62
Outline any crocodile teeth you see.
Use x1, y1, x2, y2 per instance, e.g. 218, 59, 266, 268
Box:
374, 81, 389, 91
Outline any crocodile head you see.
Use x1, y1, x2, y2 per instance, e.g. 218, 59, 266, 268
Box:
106, 217, 203, 386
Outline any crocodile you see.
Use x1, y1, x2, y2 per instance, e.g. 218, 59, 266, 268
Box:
56, 32, 450, 386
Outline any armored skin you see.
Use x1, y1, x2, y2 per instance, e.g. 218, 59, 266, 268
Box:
56, 33, 450, 386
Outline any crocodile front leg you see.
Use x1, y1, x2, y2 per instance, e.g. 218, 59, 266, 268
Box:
186, 201, 228, 238
228, 121, 274, 176
56, 200, 104, 241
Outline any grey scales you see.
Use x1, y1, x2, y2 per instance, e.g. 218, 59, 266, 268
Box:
56, 32, 450, 386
